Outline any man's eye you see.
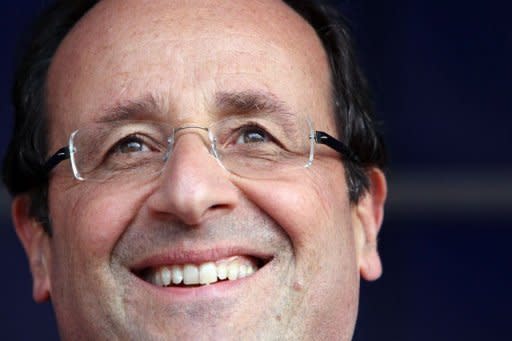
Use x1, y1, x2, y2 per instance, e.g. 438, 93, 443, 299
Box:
235, 126, 270, 144
112, 135, 151, 154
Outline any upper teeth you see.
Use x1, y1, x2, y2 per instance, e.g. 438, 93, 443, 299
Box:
146, 256, 257, 287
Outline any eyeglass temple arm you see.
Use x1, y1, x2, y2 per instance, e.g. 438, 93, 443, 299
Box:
43, 147, 70, 174
315, 131, 360, 164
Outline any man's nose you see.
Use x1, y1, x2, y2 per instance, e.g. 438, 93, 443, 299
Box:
146, 133, 239, 225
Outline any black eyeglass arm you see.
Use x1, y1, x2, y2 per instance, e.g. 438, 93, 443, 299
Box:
43, 147, 70, 174
315, 131, 360, 164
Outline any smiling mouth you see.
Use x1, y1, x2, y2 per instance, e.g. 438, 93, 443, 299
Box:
135, 256, 267, 287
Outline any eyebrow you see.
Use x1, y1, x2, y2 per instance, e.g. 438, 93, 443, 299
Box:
94, 89, 293, 124
95, 94, 162, 124
214, 90, 294, 117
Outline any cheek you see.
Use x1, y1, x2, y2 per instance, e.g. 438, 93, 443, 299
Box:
235, 166, 360, 317
235, 164, 352, 256
48, 182, 151, 261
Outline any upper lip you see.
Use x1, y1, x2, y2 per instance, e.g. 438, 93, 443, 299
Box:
129, 246, 273, 273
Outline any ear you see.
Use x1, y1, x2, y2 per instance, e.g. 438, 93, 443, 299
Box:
12, 195, 52, 303
353, 168, 387, 281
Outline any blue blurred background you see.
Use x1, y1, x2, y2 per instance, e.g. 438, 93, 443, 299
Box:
1, 1, 511, 340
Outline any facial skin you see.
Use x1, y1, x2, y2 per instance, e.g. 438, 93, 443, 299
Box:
13, 0, 386, 340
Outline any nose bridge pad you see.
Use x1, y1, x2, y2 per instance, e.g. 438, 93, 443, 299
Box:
162, 126, 223, 170
163, 136, 174, 163
207, 130, 224, 168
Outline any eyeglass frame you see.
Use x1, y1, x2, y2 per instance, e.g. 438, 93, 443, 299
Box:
42, 121, 360, 180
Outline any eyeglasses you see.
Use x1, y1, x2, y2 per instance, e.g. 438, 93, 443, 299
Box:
43, 113, 359, 182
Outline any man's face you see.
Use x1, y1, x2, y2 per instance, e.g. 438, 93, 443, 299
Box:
24, 0, 382, 339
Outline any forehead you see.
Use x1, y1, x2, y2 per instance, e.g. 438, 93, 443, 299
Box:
46, 0, 333, 146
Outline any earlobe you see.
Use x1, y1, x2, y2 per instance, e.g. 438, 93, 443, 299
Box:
12, 195, 51, 302
353, 168, 387, 281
